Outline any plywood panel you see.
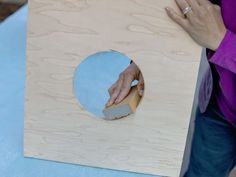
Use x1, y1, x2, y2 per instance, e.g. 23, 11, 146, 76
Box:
24, 0, 202, 176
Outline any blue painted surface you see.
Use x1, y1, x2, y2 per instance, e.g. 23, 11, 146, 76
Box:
0, 5, 159, 177
74, 51, 138, 118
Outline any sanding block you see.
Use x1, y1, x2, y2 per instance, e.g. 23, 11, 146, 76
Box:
103, 86, 142, 120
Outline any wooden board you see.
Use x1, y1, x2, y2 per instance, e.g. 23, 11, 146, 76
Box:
24, 0, 202, 176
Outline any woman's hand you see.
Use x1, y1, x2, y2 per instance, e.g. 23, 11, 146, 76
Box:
165, 0, 227, 51
105, 62, 144, 107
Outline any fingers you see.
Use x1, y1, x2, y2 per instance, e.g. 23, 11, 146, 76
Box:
175, 0, 189, 11
106, 62, 145, 107
108, 83, 116, 96
106, 78, 123, 107
106, 73, 133, 107
186, 0, 200, 11
165, 7, 190, 31
114, 74, 133, 104
175, 0, 193, 17
213, 4, 221, 11
196, 0, 211, 6
137, 73, 144, 96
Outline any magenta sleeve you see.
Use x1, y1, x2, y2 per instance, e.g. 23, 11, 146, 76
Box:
208, 30, 236, 74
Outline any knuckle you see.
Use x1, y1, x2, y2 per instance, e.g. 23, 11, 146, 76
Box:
108, 87, 113, 93
121, 85, 129, 90
214, 5, 221, 12
124, 69, 133, 75
198, 9, 207, 17
205, 4, 214, 11
119, 73, 124, 79
113, 87, 119, 93
167, 9, 176, 18
110, 92, 117, 99
109, 83, 116, 90
214, 5, 220, 9
173, 16, 182, 24
170, 13, 178, 20
109, 97, 115, 102
123, 71, 135, 79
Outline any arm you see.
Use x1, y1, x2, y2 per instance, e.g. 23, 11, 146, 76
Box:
208, 30, 236, 74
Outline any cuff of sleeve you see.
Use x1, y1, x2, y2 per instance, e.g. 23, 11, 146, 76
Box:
208, 30, 236, 74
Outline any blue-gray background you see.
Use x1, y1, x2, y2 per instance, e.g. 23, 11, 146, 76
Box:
0, 5, 158, 177
74, 51, 138, 118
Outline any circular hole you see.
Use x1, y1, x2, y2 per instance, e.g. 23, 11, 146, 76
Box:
73, 50, 145, 120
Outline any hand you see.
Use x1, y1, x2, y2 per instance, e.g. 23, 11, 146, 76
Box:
165, 0, 227, 51
105, 62, 144, 107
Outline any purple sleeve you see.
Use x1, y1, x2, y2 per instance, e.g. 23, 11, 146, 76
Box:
208, 30, 236, 74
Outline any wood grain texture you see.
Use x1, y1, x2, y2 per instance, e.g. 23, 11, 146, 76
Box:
24, 0, 202, 176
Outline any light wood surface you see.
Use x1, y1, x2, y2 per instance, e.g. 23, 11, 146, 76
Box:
24, 0, 202, 176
